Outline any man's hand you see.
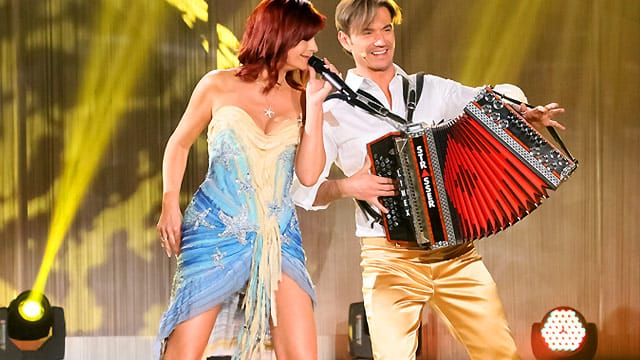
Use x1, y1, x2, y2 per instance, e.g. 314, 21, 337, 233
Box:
342, 157, 397, 213
520, 102, 566, 130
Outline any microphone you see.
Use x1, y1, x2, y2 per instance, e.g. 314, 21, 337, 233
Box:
308, 55, 357, 100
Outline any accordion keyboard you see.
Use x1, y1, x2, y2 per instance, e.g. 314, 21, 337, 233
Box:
370, 137, 418, 243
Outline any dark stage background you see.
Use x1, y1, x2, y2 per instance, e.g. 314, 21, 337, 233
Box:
0, 0, 638, 359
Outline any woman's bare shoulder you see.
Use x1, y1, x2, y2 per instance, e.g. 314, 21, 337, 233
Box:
197, 68, 240, 93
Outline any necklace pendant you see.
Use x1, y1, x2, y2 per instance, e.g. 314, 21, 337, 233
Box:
264, 107, 275, 119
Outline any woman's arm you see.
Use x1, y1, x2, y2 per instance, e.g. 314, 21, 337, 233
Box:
295, 66, 334, 186
157, 71, 221, 257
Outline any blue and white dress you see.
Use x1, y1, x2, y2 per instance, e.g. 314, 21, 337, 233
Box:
156, 106, 315, 359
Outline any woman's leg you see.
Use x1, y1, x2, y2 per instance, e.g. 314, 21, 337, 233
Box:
270, 274, 318, 360
162, 304, 221, 360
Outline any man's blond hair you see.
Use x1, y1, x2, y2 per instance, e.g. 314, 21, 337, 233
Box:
335, 0, 402, 35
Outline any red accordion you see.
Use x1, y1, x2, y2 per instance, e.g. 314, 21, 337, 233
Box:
367, 87, 578, 250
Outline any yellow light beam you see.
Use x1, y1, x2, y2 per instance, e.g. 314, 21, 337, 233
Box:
31, 1, 168, 297
163, 0, 240, 66
164, 0, 208, 28
31, 0, 240, 302
457, 0, 544, 85
217, 23, 240, 69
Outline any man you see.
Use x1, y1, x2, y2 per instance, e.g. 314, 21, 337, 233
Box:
293, 0, 566, 359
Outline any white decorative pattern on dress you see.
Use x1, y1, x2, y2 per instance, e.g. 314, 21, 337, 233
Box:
267, 201, 282, 218
218, 206, 258, 245
211, 137, 239, 170
235, 177, 255, 194
183, 207, 216, 232
212, 247, 226, 269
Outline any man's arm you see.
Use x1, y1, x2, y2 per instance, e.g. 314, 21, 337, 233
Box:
313, 178, 347, 207
312, 158, 396, 213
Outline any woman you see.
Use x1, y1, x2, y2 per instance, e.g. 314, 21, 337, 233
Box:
155, 1, 331, 359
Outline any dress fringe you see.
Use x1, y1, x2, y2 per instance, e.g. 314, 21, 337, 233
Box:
234, 216, 282, 359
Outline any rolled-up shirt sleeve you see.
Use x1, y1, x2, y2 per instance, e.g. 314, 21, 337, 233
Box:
435, 77, 526, 119
493, 83, 528, 105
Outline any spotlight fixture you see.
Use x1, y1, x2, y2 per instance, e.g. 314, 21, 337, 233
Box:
348, 302, 372, 360
347, 302, 422, 360
531, 306, 597, 360
0, 290, 65, 360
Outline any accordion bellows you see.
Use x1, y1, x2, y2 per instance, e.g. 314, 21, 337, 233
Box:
367, 87, 578, 250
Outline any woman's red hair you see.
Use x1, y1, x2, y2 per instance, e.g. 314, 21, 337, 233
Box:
236, 0, 326, 92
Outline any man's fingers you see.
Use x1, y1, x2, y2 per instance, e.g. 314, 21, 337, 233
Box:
519, 103, 527, 113
372, 199, 389, 214
377, 181, 397, 196
549, 108, 565, 117
548, 119, 566, 130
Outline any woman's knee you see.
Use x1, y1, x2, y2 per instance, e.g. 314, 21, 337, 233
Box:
162, 305, 221, 360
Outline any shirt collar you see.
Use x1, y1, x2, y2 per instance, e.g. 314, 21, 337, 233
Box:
344, 64, 408, 92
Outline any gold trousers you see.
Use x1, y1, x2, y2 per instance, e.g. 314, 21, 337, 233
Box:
360, 238, 519, 360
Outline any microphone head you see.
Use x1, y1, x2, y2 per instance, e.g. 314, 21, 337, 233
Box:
308, 55, 326, 73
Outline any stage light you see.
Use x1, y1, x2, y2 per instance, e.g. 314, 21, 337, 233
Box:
348, 302, 422, 360
531, 306, 597, 360
0, 290, 65, 360
348, 302, 372, 360
18, 300, 44, 323
8, 291, 53, 341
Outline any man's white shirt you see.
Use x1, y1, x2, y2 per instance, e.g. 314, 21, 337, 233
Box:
292, 64, 516, 238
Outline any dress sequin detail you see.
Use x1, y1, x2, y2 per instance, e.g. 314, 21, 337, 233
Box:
218, 207, 257, 245
212, 247, 226, 269
183, 207, 217, 232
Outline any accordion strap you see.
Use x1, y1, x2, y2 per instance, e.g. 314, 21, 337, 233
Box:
402, 72, 424, 123
325, 73, 426, 227
325, 91, 408, 129
324, 73, 426, 129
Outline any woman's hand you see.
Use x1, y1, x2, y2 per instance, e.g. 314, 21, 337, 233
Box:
157, 199, 183, 257
306, 58, 340, 107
